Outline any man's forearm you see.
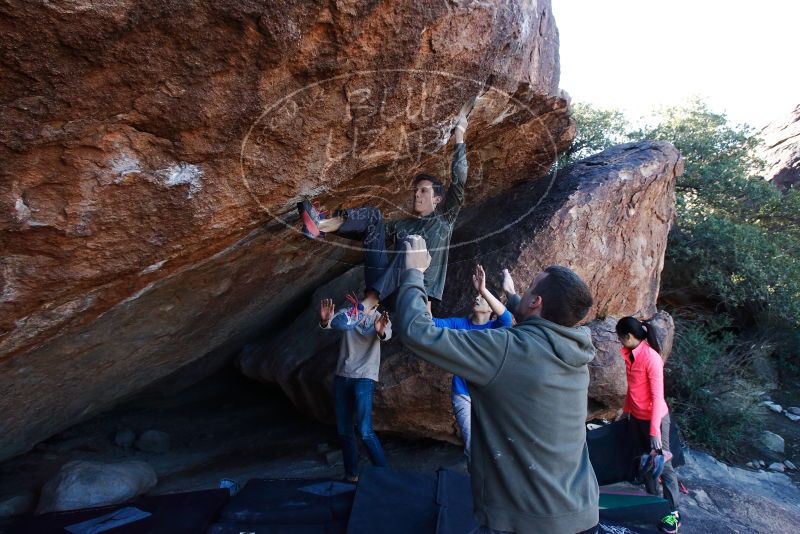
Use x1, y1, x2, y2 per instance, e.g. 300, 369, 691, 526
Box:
451, 142, 468, 186
396, 269, 506, 386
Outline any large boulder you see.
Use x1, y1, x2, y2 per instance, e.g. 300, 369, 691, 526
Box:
240, 141, 682, 439
0, 1, 572, 461
0, 492, 35, 518
678, 449, 800, 532
36, 460, 157, 514
759, 104, 800, 189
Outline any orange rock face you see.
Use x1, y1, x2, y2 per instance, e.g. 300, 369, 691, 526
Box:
240, 141, 683, 441
0, 1, 571, 460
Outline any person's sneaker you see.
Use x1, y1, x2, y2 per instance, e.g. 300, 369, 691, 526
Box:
658, 511, 681, 533
330, 309, 364, 331
297, 199, 325, 239
330, 293, 366, 331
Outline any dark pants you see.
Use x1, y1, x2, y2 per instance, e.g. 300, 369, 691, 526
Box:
334, 375, 388, 478
335, 207, 406, 300
631, 414, 680, 511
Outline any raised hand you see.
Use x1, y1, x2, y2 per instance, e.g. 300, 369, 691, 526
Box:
403, 235, 431, 272
502, 268, 516, 296
319, 298, 335, 325
472, 264, 487, 293
375, 310, 390, 338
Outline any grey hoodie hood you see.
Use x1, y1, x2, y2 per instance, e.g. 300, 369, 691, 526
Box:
517, 315, 596, 368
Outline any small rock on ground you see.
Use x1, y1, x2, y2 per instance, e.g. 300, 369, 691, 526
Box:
114, 428, 136, 449
761, 430, 785, 454
37, 460, 157, 514
135, 430, 170, 454
324, 450, 343, 467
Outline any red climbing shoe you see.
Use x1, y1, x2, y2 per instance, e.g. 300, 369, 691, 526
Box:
297, 199, 325, 239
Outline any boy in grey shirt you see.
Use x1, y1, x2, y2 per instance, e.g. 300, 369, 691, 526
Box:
320, 290, 391, 481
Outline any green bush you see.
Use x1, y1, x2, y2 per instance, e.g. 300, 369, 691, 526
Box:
634, 100, 800, 327
559, 103, 629, 166
566, 99, 800, 328
665, 317, 763, 459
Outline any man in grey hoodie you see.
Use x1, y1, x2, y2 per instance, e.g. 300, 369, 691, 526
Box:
396, 236, 599, 534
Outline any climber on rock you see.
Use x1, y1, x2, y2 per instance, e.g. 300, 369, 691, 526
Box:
319, 290, 392, 482
396, 235, 600, 534
298, 104, 471, 313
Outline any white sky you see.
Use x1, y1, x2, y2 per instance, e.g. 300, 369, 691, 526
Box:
553, 0, 799, 128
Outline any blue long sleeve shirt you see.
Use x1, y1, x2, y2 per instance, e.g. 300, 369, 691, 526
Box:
433, 309, 513, 396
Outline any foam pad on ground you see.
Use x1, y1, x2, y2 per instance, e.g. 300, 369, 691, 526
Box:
218, 479, 356, 525
6, 489, 228, 534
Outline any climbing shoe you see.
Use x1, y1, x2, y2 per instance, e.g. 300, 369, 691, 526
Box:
297, 199, 325, 239
640, 450, 672, 481
651, 453, 667, 480
639, 453, 655, 480
330, 293, 366, 331
658, 511, 681, 533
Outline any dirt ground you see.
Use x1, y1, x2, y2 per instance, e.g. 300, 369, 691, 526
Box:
0, 369, 466, 522
728, 373, 800, 485
1, 368, 799, 533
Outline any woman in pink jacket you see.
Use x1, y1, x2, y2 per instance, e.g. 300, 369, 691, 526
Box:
616, 316, 681, 534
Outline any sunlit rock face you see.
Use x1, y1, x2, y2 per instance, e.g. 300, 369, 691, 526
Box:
0, 0, 572, 460
240, 141, 682, 440
759, 104, 800, 190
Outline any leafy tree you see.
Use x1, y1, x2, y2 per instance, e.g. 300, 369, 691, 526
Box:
665, 318, 762, 459
633, 99, 800, 326
566, 99, 800, 326
559, 103, 630, 165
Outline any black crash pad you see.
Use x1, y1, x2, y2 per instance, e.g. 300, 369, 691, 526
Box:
6, 488, 228, 534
